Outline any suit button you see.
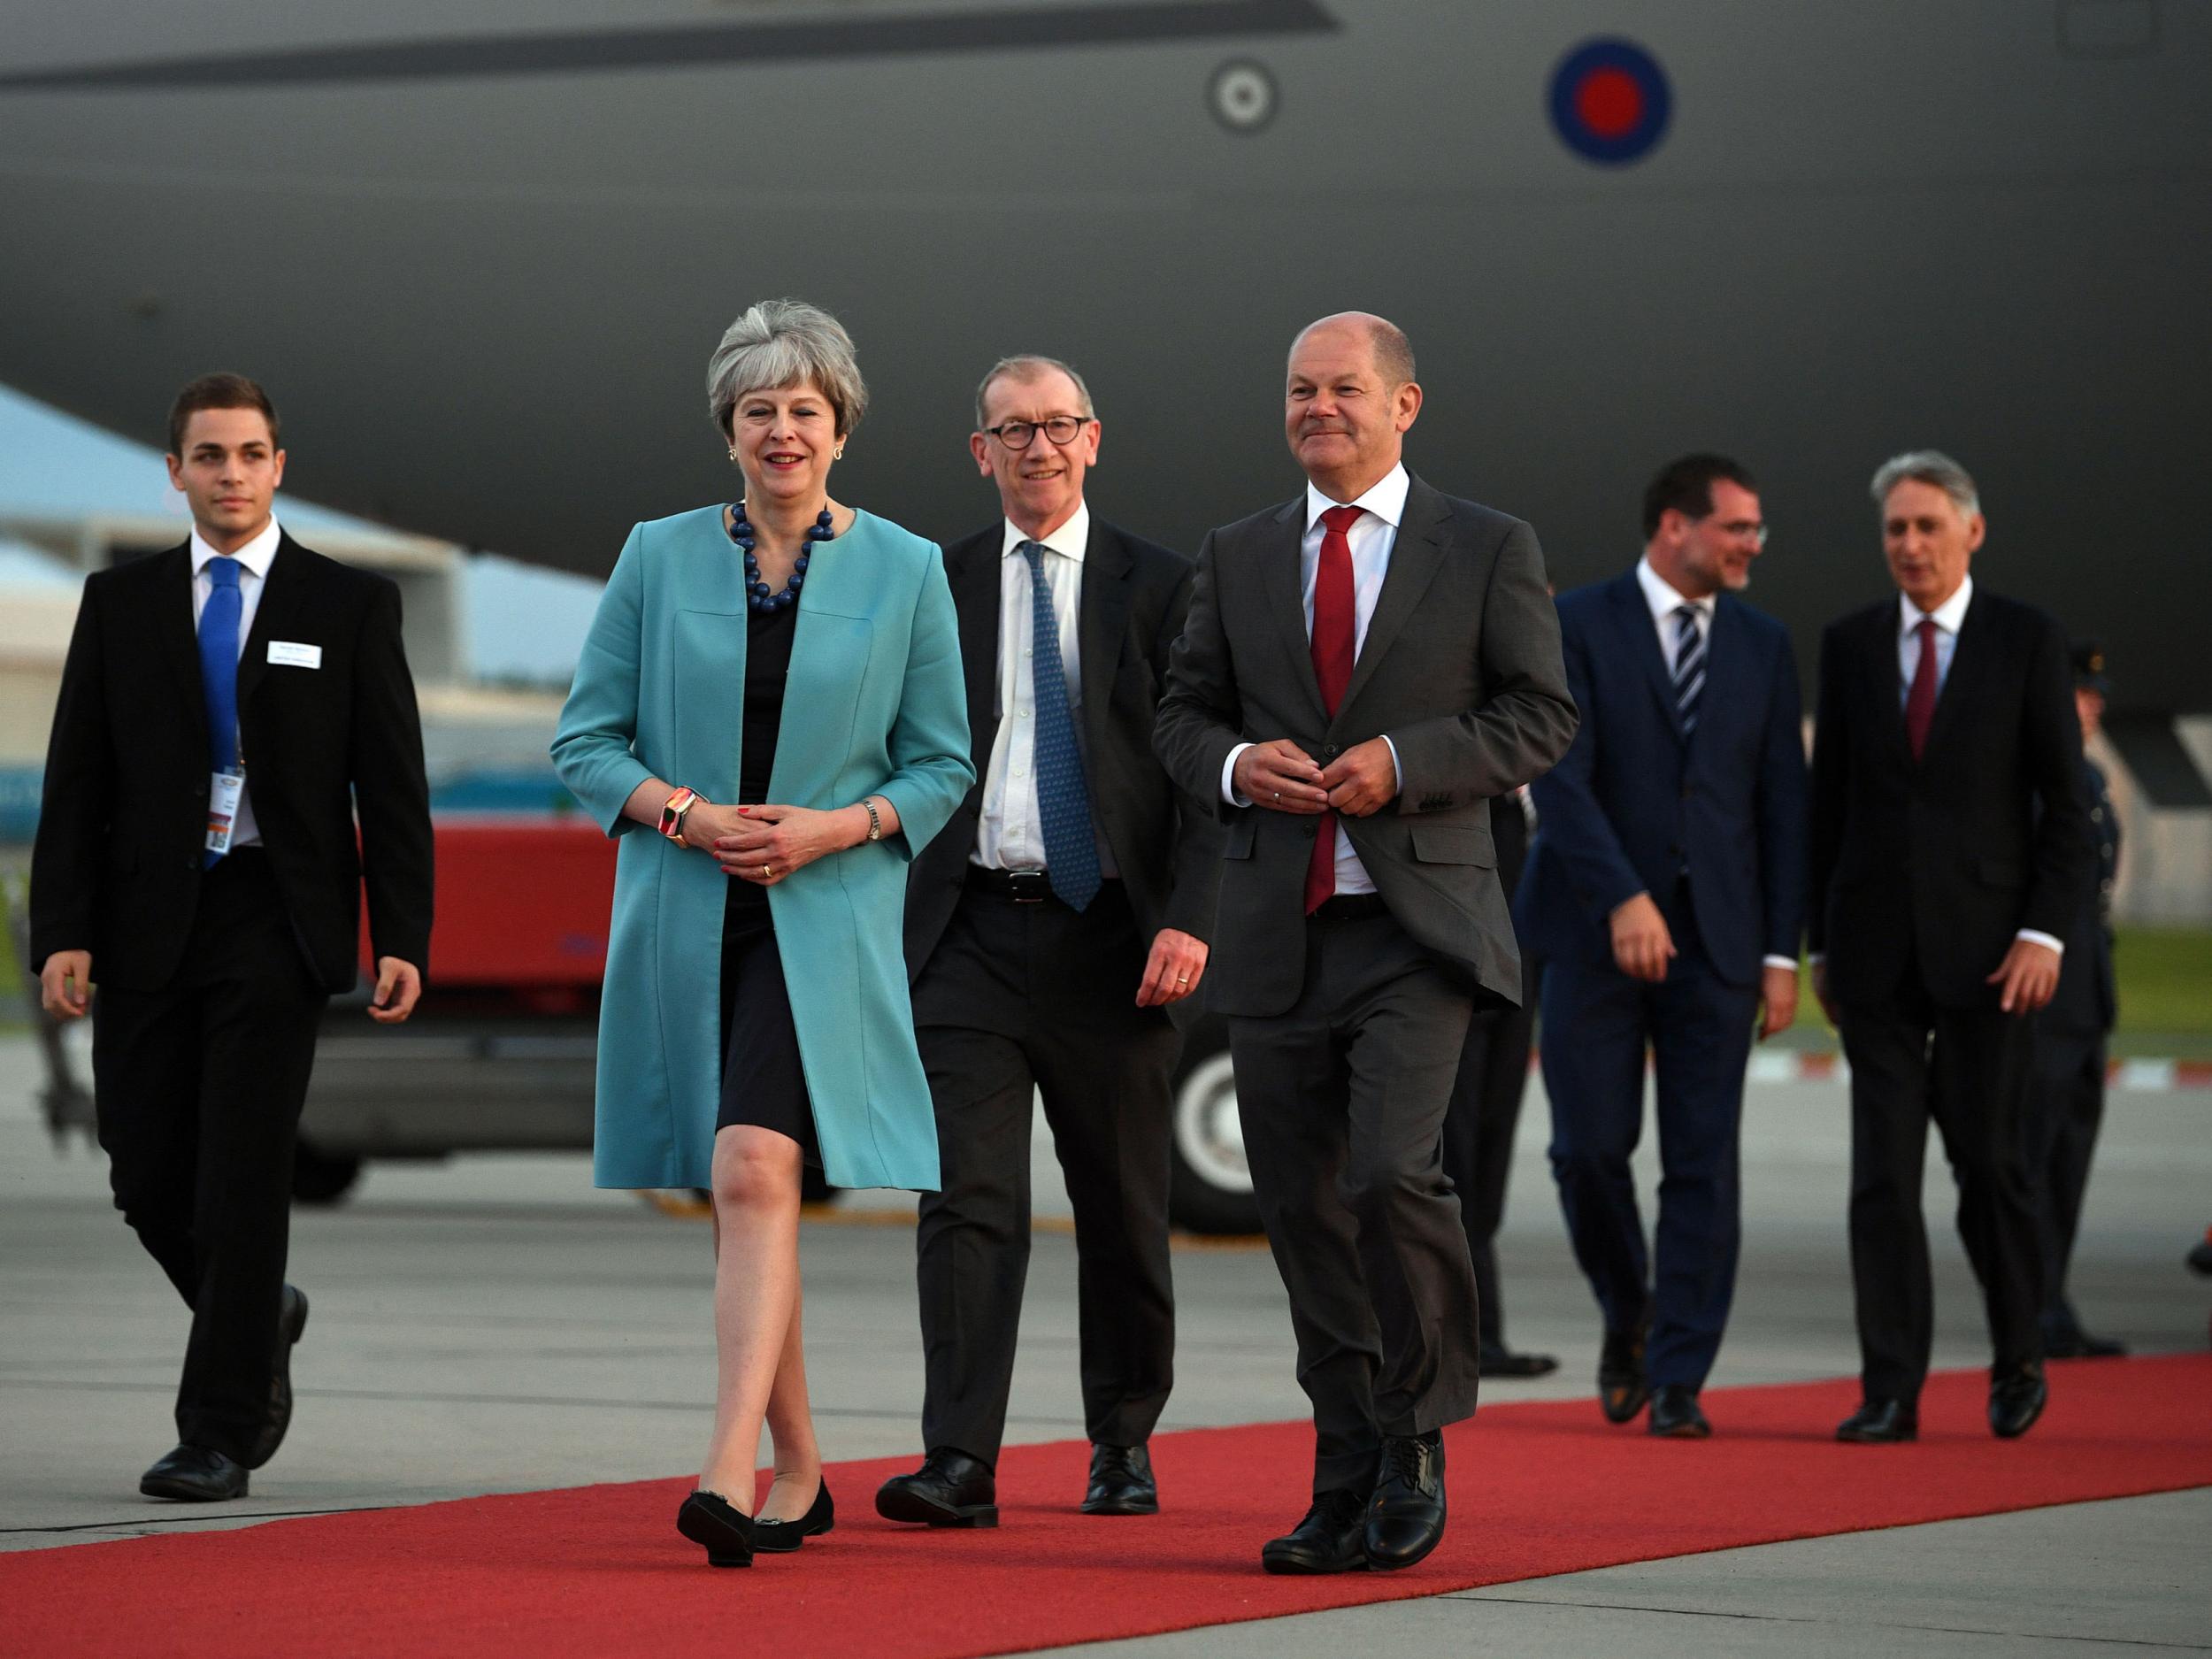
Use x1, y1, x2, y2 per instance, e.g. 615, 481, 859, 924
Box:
1325, 743, 1339, 757
185, 854, 199, 869
1304, 823, 1318, 838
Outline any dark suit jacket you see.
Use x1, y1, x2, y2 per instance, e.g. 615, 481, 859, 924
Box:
1517, 570, 1807, 987
905, 516, 1222, 983
1153, 474, 1578, 1018
2040, 756, 2118, 1035
30, 534, 434, 995
1807, 585, 2091, 1011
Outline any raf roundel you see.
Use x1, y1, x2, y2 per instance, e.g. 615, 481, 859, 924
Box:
1548, 38, 1671, 165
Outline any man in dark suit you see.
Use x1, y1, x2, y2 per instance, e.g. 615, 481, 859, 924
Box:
879, 356, 1218, 1529
1809, 449, 2092, 1444
1155, 313, 1576, 1574
31, 373, 434, 1501
2025, 640, 2128, 1359
1440, 787, 1556, 1379
1517, 455, 1807, 1439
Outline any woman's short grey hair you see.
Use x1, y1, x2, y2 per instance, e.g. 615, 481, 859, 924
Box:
1870, 449, 1981, 522
974, 354, 1095, 429
707, 298, 868, 439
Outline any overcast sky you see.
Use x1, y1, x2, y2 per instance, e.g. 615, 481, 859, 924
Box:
0, 384, 603, 686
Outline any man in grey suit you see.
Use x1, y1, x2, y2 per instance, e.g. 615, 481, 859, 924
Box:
1155, 313, 1577, 1574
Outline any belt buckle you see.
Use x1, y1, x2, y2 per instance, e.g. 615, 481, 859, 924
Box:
1006, 868, 1050, 904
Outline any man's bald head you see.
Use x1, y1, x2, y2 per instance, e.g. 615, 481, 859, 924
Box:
1284, 311, 1424, 500
1290, 311, 1417, 390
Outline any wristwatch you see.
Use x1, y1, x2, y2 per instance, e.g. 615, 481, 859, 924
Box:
658, 787, 699, 845
860, 796, 883, 842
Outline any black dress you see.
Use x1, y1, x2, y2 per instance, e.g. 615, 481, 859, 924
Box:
716, 602, 820, 1164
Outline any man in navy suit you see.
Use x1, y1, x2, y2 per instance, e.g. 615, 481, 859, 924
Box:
1517, 455, 1807, 1438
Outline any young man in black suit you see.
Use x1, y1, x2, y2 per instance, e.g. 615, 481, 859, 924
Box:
1809, 449, 2092, 1445
31, 373, 434, 1501
879, 356, 1218, 1529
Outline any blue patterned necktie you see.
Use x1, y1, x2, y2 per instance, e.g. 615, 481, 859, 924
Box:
1018, 541, 1100, 911
1671, 603, 1705, 736
200, 557, 243, 866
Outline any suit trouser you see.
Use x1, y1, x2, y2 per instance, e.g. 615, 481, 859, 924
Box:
1230, 906, 1480, 1495
1540, 899, 1757, 1391
1839, 966, 2045, 1402
2023, 1021, 2108, 1332
90, 849, 328, 1461
912, 879, 1179, 1464
1440, 958, 1538, 1349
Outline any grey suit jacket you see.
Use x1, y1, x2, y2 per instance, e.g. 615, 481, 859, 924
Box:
1153, 474, 1577, 1018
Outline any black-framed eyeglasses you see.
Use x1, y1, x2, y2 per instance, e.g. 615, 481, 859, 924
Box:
982, 415, 1090, 450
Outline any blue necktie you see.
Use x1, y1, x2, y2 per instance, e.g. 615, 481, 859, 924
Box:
200, 557, 242, 866
1018, 541, 1100, 911
1671, 603, 1705, 735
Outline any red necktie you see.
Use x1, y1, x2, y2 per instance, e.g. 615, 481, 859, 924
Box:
1305, 504, 1362, 913
1904, 618, 1939, 761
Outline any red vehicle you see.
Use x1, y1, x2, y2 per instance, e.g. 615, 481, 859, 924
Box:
19, 813, 1256, 1229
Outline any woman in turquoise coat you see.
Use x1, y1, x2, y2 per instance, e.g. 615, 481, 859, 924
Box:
552, 300, 972, 1567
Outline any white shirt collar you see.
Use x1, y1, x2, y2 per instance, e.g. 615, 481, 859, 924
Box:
1635, 554, 1717, 627
1001, 499, 1089, 564
1900, 572, 1974, 637
190, 516, 283, 579
1305, 462, 1409, 534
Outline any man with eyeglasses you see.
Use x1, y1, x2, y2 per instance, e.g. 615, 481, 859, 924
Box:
881, 355, 1219, 1529
1516, 454, 1807, 1440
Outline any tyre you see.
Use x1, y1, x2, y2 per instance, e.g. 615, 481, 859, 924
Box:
291, 1141, 364, 1205
1167, 1020, 1261, 1234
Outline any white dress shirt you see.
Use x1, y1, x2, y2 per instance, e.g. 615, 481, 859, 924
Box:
189, 517, 282, 849
1634, 554, 1714, 673
1897, 573, 2060, 956
1635, 558, 1793, 972
973, 502, 1116, 877
1897, 573, 1972, 709
1221, 463, 1409, 897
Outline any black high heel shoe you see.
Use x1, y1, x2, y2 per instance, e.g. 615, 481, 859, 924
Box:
752, 1477, 834, 1553
676, 1490, 755, 1568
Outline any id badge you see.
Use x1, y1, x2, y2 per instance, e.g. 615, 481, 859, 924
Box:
206, 770, 245, 856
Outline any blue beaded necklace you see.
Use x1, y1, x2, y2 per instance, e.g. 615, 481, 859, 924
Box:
726, 502, 835, 611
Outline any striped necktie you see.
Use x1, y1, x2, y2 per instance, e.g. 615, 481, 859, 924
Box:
1671, 603, 1705, 735
1018, 541, 1101, 911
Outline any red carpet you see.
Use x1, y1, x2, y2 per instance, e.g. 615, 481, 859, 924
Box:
9, 1356, 2209, 1659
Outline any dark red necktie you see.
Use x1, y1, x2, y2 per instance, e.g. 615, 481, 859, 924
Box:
1904, 618, 1939, 761
1305, 504, 1362, 913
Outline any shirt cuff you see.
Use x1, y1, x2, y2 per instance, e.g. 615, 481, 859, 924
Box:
1808, 952, 1825, 966
1381, 735, 1403, 795
2015, 929, 2065, 956
1222, 742, 1254, 807
1761, 956, 1799, 972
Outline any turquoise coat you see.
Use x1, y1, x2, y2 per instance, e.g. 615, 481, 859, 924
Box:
551, 506, 972, 1191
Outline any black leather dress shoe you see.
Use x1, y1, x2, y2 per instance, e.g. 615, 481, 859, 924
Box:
1836, 1398, 1918, 1443
676, 1490, 754, 1567
1989, 1363, 2048, 1439
751, 1478, 833, 1553
1647, 1384, 1711, 1439
140, 1444, 248, 1502
1597, 1325, 1648, 1424
1364, 1432, 1446, 1571
1260, 1487, 1368, 1575
1480, 1342, 1560, 1379
1080, 1442, 1157, 1516
243, 1285, 310, 1471
874, 1448, 998, 1528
